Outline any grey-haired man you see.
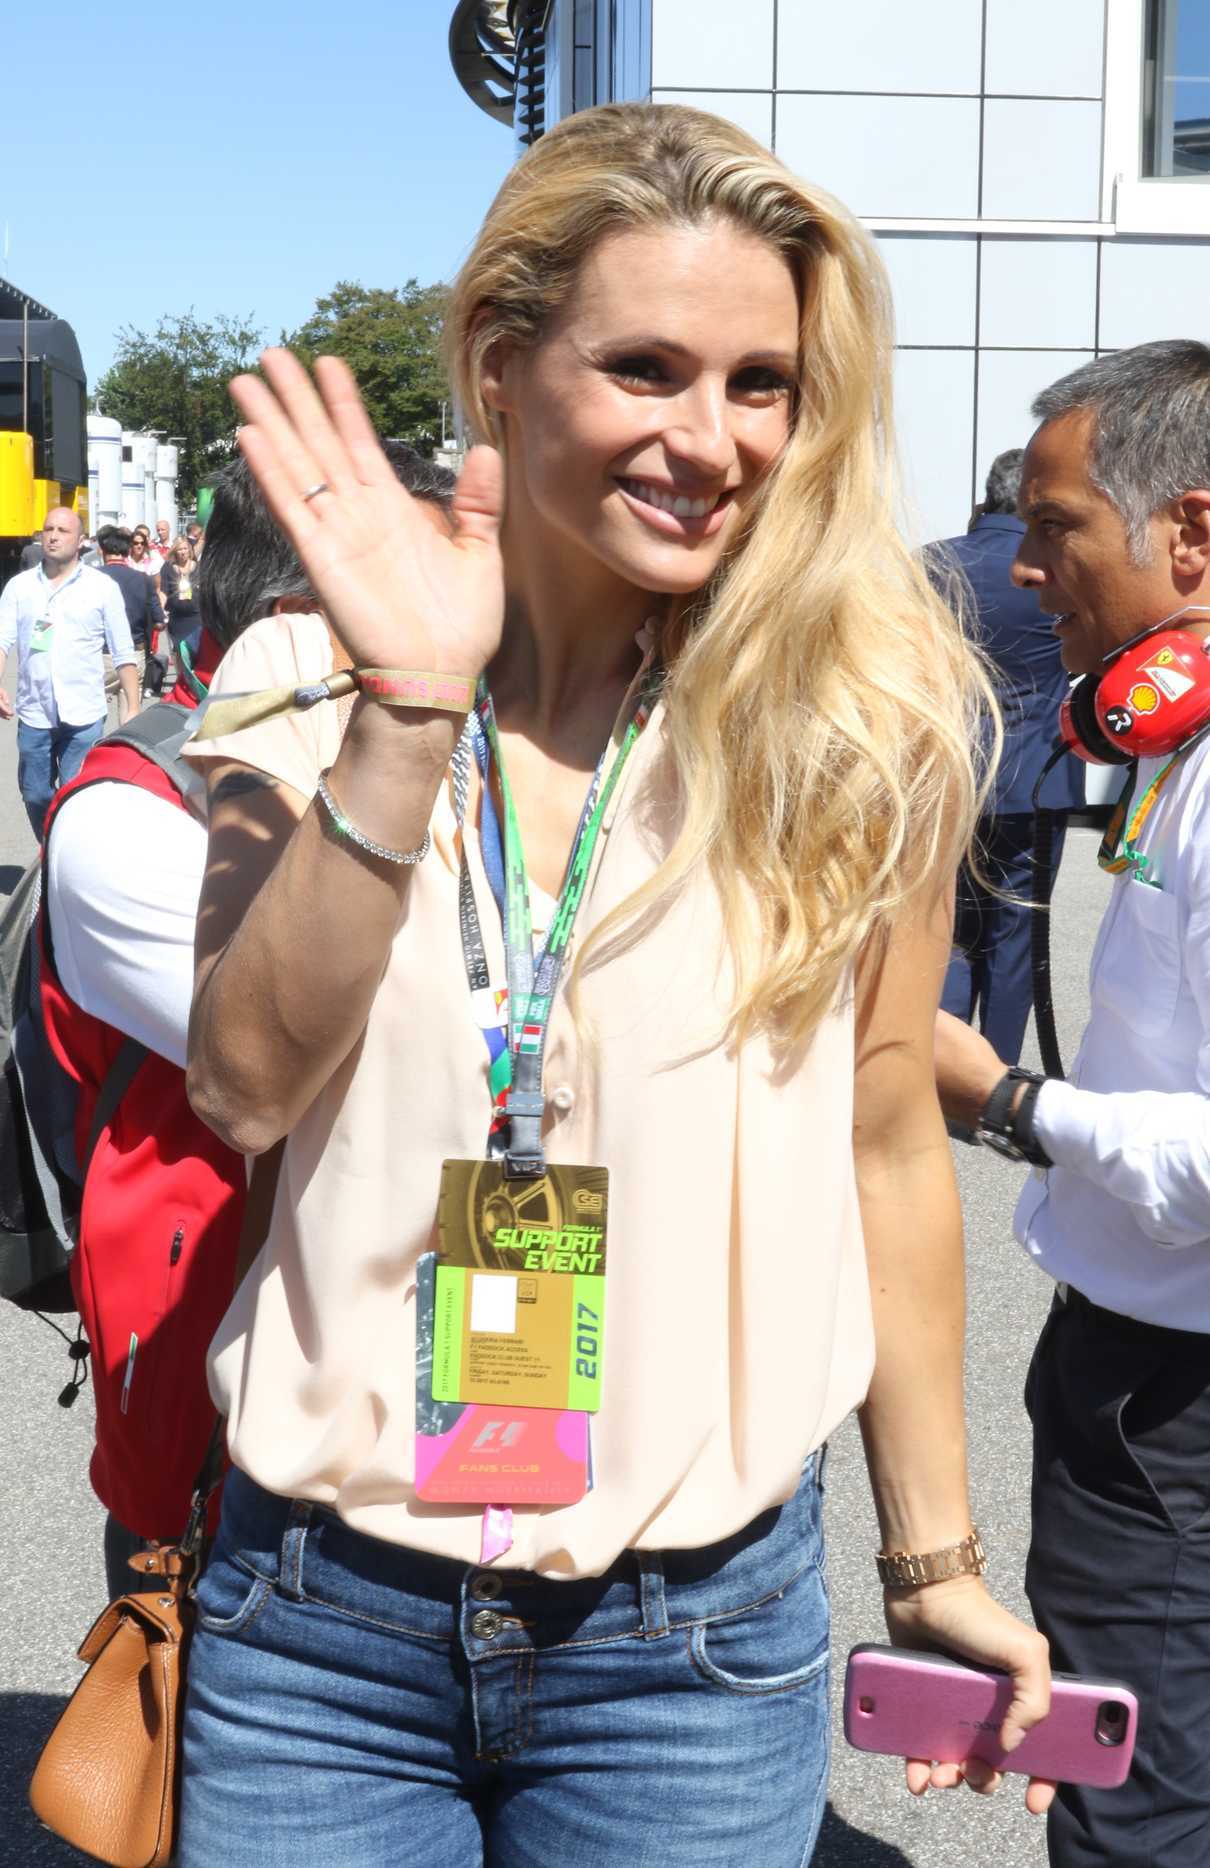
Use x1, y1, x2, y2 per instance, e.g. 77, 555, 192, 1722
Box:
938, 339, 1210, 1866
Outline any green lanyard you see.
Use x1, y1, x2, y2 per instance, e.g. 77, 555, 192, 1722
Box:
1097, 727, 1210, 881
474, 665, 660, 1177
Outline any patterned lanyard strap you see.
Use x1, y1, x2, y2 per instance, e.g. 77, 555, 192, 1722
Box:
1098, 753, 1183, 881
451, 713, 512, 1123
452, 663, 661, 1177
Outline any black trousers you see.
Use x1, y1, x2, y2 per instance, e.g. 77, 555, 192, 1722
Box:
1026, 1288, 1210, 1866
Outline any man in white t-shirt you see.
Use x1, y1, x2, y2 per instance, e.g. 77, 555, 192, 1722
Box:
937, 340, 1210, 1867
149, 518, 171, 574
0, 507, 139, 838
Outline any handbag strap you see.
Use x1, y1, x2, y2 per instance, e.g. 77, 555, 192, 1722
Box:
179, 1143, 286, 1561
180, 1415, 227, 1560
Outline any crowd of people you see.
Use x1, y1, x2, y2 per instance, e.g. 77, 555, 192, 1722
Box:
5, 100, 1210, 1868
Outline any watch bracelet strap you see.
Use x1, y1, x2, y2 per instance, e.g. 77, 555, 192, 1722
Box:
1011, 1079, 1052, 1167
977, 1067, 1052, 1168
979, 1069, 1021, 1135
876, 1528, 988, 1590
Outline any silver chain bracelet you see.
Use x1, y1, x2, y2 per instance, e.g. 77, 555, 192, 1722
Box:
315, 769, 431, 866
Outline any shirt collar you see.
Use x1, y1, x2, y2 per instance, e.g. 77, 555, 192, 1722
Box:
37, 559, 85, 595
971, 513, 1025, 537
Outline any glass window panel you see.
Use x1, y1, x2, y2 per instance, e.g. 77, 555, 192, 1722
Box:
1144, 0, 1210, 178
0, 362, 44, 467
0, 362, 24, 433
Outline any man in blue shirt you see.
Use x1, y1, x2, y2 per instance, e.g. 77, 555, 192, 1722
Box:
0, 507, 139, 838
930, 450, 1085, 1062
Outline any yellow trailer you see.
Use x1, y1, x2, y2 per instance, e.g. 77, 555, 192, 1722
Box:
0, 278, 89, 571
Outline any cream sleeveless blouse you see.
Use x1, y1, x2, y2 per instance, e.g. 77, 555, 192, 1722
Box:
184, 615, 874, 1579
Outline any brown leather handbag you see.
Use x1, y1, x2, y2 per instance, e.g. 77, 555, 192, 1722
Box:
27, 1149, 280, 1864
29, 1429, 223, 1867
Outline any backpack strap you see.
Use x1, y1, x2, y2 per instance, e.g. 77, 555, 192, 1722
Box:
98, 702, 205, 811
31, 704, 202, 1205
79, 1037, 148, 1184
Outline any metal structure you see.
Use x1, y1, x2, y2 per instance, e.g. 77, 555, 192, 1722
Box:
449, 0, 650, 144
448, 0, 520, 129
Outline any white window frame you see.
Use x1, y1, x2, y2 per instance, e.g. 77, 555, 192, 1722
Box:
1104, 0, 1210, 233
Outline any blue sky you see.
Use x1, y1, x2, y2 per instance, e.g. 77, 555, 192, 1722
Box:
1, 6, 513, 388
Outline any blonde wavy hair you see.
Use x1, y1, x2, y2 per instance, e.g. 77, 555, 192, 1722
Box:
447, 103, 995, 1046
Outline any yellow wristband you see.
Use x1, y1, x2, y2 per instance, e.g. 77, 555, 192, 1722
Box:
193, 667, 475, 741
353, 669, 474, 711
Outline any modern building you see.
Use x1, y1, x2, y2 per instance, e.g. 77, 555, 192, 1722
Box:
451, 0, 1210, 544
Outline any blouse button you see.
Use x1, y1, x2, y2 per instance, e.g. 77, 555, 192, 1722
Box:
551, 1085, 575, 1114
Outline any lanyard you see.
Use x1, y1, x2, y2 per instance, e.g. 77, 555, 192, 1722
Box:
1097, 727, 1210, 880
452, 664, 660, 1176
453, 714, 512, 1121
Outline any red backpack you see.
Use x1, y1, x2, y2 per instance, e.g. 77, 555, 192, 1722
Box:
38, 703, 244, 1539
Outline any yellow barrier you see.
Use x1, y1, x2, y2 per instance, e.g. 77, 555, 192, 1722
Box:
0, 431, 36, 539
0, 434, 88, 541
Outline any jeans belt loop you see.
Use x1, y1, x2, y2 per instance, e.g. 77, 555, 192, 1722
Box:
278, 1500, 313, 1601
636, 1550, 669, 1639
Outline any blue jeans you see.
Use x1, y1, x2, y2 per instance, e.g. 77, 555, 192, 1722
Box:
181, 1459, 830, 1866
16, 716, 105, 840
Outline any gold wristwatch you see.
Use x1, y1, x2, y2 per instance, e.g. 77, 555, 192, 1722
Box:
876, 1529, 988, 1590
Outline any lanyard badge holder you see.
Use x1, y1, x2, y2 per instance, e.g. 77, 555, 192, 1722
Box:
415, 666, 659, 1556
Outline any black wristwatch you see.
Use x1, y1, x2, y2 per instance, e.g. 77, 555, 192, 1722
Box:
975, 1067, 1053, 1168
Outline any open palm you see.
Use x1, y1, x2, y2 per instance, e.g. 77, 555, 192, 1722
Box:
230, 348, 505, 680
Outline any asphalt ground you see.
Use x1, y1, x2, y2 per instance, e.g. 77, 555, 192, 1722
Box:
0, 707, 1112, 1867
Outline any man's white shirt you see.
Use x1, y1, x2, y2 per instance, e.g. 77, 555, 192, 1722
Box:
1016, 733, 1210, 1328
0, 562, 136, 727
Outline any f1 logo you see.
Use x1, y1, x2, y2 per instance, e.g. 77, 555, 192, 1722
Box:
471, 1420, 526, 1451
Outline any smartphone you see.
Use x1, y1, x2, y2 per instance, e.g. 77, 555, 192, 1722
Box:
844, 1644, 1138, 1789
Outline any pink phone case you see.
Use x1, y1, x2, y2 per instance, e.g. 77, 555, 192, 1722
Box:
844, 1645, 1138, 1789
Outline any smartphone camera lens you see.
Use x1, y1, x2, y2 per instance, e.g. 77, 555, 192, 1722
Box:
1095, 1701, 1128, 1747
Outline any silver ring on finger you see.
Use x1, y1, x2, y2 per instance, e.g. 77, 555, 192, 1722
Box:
300, 482, 330, 504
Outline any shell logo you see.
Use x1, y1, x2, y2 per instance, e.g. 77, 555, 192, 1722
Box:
1128, 683, 1160, 714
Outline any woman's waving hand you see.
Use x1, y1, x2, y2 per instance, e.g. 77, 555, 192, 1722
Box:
230, 348, 505, 681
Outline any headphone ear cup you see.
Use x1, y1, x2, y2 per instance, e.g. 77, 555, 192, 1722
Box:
1068, 674, 1132, 764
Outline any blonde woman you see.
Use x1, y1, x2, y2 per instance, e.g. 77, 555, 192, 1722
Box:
179, 104, 1051, 1863
161, 533, 201, 661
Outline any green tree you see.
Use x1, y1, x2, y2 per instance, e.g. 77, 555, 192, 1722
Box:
95, 311, 264, 506
287, 281, 450, 454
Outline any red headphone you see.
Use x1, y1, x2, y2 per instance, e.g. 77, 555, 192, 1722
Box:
1059, 611, 1210, 765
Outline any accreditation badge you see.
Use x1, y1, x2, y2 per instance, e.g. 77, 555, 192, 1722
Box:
432, 1159, 608, 1412
413, 1250, 590, 1505
29, 619, 52, 653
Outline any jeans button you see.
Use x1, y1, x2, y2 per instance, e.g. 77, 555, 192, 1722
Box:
471, 1608, 503, 1639
471, 1572, 503, 1601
